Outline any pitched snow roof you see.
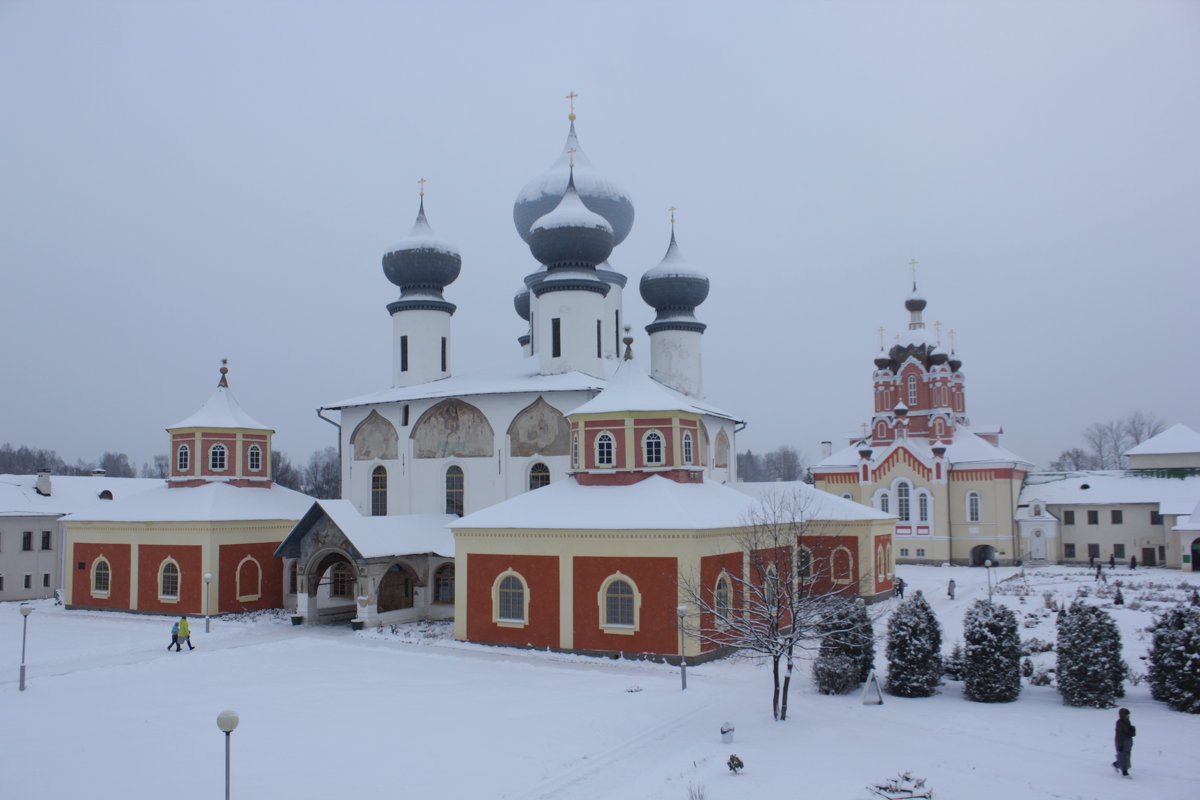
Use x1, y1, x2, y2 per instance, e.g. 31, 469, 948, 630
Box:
569, 358, 732, 418
62, 481, 313, 523
1020, 471, 1200, 507
168, 384, 272, 431
1125, 423, 1200, 456
296, 500, 455, 559
0, 474, 162, 518
814, 426, 1032, 471
1172, 498, 1200, 531
452, 475, 885, 531
731, 481, 894, 521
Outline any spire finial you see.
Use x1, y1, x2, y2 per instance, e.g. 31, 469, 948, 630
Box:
418, 177, 426, 198
622, 324, 634, 360
877, 326, 885, 350
567, 147, 576, 170
909, 258, 919, 290
566, 90, 578, 121
934, 320, 942, 345
218, 358, 229, 388
669, 206, 677, 225
949, 328, 957, 352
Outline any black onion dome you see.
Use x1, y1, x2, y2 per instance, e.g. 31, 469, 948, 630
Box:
874, 351, 891, 369
641, 230, 708, 334
382, 201, 462, 292
949, 353, 962, 372
905, 293, 927, 312
528, 175, 614, 268
513, 121, 635, 245
513, 287, 531, 321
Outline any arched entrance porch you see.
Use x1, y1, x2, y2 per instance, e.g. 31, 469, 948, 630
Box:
378, 562, 422, 613
303, 549, 360, 624
970, 544, 998, 566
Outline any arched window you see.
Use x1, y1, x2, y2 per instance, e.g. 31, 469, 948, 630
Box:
236, 556, 262, 602
832, 546, 854, 584
797, 546, 813, 584
918, 491, 930, 522
371, 466, 387, 516
445, 466, 464, 516
896, 482, 911, 522
176, 444, 190, 472
595, 432, 615, 467
434, 563, 455, 604
878, 492, 890, 514
715, 575, 731, 619
764, 567, 779, 609
967, 491, 981, 523
529, 462, 550, 490
247, 444, 262, 472
877, 545, 885, 580
209, 443, 226, 471
643, 430, 664, 465
494, 572, 527, 623
571, 433, 579, 468
159, 561, 179, 599
907, 375, 918, 406
92, 558, 111, 595
598, 573, 641, 632
682, 432, 694, 465
330, 562, 355, 599
886, 543, 893, 576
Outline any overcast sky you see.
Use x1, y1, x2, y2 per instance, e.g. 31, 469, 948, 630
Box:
2, 0, 1197, 474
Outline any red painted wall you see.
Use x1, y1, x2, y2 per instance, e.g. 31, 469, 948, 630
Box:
218, 542, 284, 613
699, 551, 743, 652
874, 532, 894, 593
572, 556, 678, 655
199, 434, 238, 478
802, 535, 861, 597
138, 544, 203, 615
70, 542, 131, 609
466, 554, 559, 649
582, 420, 625, 469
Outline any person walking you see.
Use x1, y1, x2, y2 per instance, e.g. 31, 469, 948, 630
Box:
1095, 563, 1103, 582
1129, 555, 1138, 570
946, 579, 956, 600
168, 620, 180, 651
895, 577, 906, 599
178, 616, 194, 651
1109, 554, 1116, 570
1112, 707, 1136, 777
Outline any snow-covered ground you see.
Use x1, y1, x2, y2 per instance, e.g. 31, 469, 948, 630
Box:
2, 565, 1197, 799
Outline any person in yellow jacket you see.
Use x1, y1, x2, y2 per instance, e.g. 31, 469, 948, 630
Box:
177, 616, 195, 651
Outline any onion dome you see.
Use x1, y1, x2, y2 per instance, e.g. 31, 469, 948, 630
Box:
905, 284, 927, 313
513, 287, 531, 321
874, 350, 891, 369
640, 226, 709, 334
949, 351, 962, 372
382, 198, 461, 314
528, 172, 615, 269
513, 121, 635, 245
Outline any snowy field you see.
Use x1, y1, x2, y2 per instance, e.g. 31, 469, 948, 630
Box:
2, 565, 1198, 800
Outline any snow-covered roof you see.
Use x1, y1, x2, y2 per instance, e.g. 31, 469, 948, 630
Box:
731, 481, 894, 521
453, 475, 886, 531
323, 355, 741, 422
1125, 423, 1200, 456
569, 358, 735, 420
386, 204, 460, 257
0, 474, 162, 518
814, 426, 1032, 471
1173, 498, 1200, 531
303, 500, 455, 559
1020, 471, 1200, 508
168, 384, 272, 431
530, 182, 612, 233
63, 481, 312, 523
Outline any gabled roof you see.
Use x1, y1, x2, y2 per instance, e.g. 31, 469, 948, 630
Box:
1020, 471, 1200, 508
569, 358, 737, 420
0, 474, 162, 518
276, 500, 455, 559
1172, 497, 1200, 531
1125, 423, 1200, 456
814, 426, 1032, 471
168, 384, 272, 431
63, 481, 312, 523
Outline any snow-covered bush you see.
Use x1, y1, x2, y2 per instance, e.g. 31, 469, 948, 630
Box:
814, 597, 875, 688
813, 652, 859, 695
1022, 637, 1054, 656
1056, 601, 1126, 707
727, 754, 744, 774
1146, 604, 1200, 713
942, 642, 965, 681
886, 591, 942, 697
962, 600, 1021, 702
867, 771, 933, 800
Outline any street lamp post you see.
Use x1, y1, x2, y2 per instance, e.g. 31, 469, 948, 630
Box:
216, 709, 239, 800
18, 605, 32, 691
984, 559, 993, 603
204, 573, 213, 633
676, 604, 688, 691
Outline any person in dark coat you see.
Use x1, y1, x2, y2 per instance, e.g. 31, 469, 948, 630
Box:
1095, 563, 1103, 581
1109, 554, 1116, 569
1113, 707, 1135, 777
895, 577, 906, 599
946, 579, 956, 600
1129, 555, 1137, 570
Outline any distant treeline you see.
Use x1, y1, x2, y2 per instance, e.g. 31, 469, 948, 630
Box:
737, 445, 811, 483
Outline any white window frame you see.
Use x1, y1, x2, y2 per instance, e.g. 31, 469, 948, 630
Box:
492, 569, 529, 628
528, 462, 551, 491
571, 433, 579, 469
209, 443, 227, 471
91, 557, 111, 598
917, 491, 930, 522
598, 572, 641, 634
682, 432, 694, 465
907, 375, 918, 406
176, 444, 190, 472
967, 491, 981, 523
643, 430, 664, 466
247, 444, 262, 472
832, 545, 854, 585
159, 559, 180, 602
595, 431, 615, 468
896, 481, 911, 522
714, 573, 732, 622
235, 556, 262, 602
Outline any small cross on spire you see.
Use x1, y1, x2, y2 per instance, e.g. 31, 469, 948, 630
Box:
567, 147, 576, 169
909, 258, 919, 289
566, 90, 578, 121
949, 328, 957, 352
934, 320, 942, 345
218, 358, 229, 388
669, 206, 677, 225
877, 326, 885, 350
417, 177, 426, 197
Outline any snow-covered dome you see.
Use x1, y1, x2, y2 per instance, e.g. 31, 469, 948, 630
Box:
382, 200, 462, 294
528, 173, 615, 269
513, 121, 635, 245
513, 287, 530, 321
641, 228, 708, 334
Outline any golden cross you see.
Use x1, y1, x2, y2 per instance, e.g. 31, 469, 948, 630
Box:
934, 320, 942, 345
417, 177, 426, 197
669, 206, 677, 225
909, 258, 919, 286
949, 328, 957, 351
566, 90, 578, 120
567, 147, 576, 169
877, 326, 885, 349
860, 422, 869, 438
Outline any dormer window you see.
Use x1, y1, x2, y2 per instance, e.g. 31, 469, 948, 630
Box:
177, 444, 190, 472
643, 431, 664, 466
209, 443, 227, 471
682, 432, 694, 465
595, 432, 615, 467
248, 444, 262, 472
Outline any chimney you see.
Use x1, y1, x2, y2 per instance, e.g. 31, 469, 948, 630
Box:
35, 468, 52, 496
820, 441, 832, 459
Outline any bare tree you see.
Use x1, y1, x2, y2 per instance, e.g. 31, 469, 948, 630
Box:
271, 449, 304, 491
304, 446, 341, 499
1048, 447, 1095, 471
1123, 411, 1166, 449
1053, 411, 1167, 470
680, 489, 878, 721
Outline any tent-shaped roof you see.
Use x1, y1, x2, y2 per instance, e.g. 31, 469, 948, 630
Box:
168, 383, 272, 432
569, 358, 734, 419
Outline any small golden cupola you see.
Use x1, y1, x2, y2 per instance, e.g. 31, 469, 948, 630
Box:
165, 360, 275, 488
566, 339, 706, 486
